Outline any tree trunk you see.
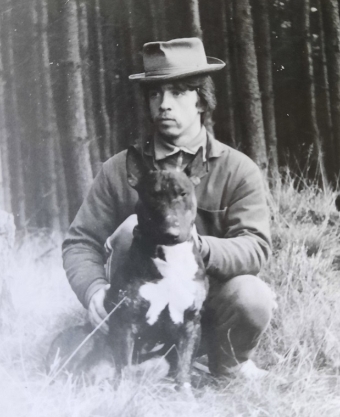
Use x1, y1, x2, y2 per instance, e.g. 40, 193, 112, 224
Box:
0, 32, 12, 213
2, 0, 26, 229
101, 3, 121, 155
321, 0, 340, 175
232, 0, 268, 173
301, 0, 328, 188
94, 0, 111, 161
32, 0, 65, 230
125, 0, 146, 145
60, 0, 93, 220
188, 0, 203, 39
148, 0, 161, 40
148, 0, 168, 40
220, 0, 236, 147
316, 0, 335, 181
225, 0, 242, 149
252, 0, 279, 183
78, 0, 102, 175
158, 0, 168, 40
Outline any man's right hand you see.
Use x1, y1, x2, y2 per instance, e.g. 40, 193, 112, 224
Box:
88, 284, 111, 334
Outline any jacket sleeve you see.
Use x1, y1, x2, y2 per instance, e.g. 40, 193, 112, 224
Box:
199, 163, 272, 281
62, 157, 134, 308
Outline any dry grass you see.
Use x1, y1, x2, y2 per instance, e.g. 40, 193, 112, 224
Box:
1, 175, 340, 417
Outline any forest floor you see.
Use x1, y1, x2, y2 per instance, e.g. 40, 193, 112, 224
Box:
1, 172, 340, 417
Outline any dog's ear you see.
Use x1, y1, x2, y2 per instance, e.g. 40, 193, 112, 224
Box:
184, 146, 204, 186
126, 147, 148, 188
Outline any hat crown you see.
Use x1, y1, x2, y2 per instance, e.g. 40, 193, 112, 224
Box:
143, 38, 208, 76
129, 37, 225, 82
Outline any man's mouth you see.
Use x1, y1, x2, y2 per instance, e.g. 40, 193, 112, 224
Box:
157, 116, 175, 122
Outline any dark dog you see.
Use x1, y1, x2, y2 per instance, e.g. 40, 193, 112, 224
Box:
104, 146, 207, 391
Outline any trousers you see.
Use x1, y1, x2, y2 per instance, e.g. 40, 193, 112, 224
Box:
200, 274, 274, 375
105, 215, 276, 376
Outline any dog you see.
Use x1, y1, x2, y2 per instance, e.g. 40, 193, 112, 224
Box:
104, 146, 207, 392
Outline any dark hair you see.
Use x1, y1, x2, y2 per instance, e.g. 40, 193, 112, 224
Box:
141, 75, 216, 131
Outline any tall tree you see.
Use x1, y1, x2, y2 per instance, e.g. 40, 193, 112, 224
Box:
60, 0, 93, 219
2, 0, 26, 228
0, 32, 12, 213
225, 0, 243, 148
125, 0, 147, 144
252, 0, 279, 182
94, 0, 111, 161
32, 0, 66, 230
220, 0, 236, 147
159, 0, 168, 40
100, 1, 122, 155
188, 0, 203, 39
148, 0, 161, 40
78, 0, 102, 175
320, 0, 340, 175
232, 0, 268, 173
302, 0, 328, 187
316, 0, 335, 180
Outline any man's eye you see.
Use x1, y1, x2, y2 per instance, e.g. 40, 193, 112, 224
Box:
149, 91, 159, 98
172, 90, 184, 97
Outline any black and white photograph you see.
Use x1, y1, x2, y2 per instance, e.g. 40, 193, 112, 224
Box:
1, 0, 340, 416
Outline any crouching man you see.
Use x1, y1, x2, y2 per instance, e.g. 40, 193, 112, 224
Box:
62, 37, 276, 378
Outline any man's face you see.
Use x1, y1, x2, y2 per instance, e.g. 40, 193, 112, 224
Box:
148, 83, 203, 143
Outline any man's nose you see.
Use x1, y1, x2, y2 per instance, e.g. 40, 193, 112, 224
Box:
159, 91, 173, 111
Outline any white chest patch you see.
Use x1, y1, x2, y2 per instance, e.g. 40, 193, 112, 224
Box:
139, 241, 205, 326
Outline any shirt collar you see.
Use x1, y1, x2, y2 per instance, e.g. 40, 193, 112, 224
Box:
153, 127, 208, 161
142, 129, 226, 161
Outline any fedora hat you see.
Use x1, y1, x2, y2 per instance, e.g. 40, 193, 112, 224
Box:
129, 37, 225, 82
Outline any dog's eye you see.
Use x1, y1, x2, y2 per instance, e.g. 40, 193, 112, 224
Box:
180, 191, 187, 197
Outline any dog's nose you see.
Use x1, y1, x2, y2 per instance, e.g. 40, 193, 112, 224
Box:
163, 227, 180, 240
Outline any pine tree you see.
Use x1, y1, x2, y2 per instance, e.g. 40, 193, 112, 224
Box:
233, 0, 268, 173
60, 0, 93, 219
252, 0, 279, 182
94, 0, 111, 161
302, 0, 328, 187
316, 0, 335, 180
0, 27, 11, 213
188, 0, 203, 39
78, 0, 102, 175
2, 0, 26, 228
321, 0, 340, 175
220, 0, 236, 147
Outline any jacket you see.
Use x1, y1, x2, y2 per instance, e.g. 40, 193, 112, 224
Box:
62, 133, 272, 308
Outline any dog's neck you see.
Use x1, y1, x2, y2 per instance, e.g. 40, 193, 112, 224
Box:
132, 225, 195, 259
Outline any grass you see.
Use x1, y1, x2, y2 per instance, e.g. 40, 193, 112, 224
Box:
1, 175, 340, 417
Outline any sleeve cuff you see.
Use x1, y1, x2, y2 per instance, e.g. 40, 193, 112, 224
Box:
84, 279, 109, 308
198, 235, 210, 264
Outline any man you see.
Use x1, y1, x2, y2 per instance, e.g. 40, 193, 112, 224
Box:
63, 37, 276, 378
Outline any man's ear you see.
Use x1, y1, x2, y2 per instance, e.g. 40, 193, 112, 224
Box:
126, 147, 148, 188
196, 93, 205, 113
184, 146, 204, 186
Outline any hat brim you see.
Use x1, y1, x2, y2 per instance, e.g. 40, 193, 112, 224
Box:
129, 57, 225, 83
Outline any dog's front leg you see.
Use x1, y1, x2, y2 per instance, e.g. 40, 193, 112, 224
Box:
108, 319, 134, 385
176, 314, 201, 395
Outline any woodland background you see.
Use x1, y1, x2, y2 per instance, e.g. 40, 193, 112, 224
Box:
1, 0, 340, 232
1, 2, 340, 415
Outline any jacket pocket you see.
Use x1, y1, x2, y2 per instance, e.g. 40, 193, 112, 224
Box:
196, 207, 227, 238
